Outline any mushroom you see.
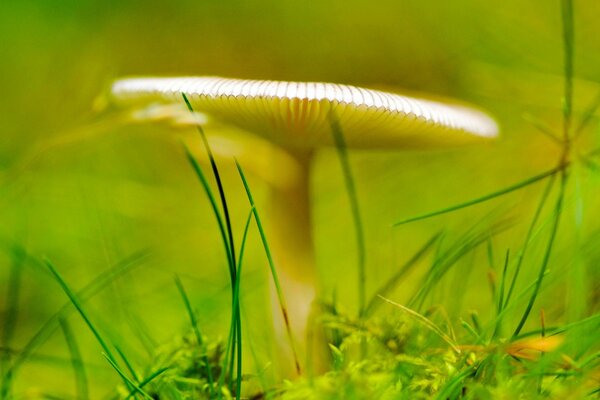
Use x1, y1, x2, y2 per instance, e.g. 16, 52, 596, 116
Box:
110, 76, 498, 374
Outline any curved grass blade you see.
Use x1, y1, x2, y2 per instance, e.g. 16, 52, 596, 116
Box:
59, 318, 89, 400
235, 160, 301, 375
329, 113, 367, 318
219, 208, 253, 399
182, 143, 234, 281
182, 94, 236, 279
123, 366, 170, 400
174, 275, 215, 397
5, 250, 149, 377
102, 353, 153, 400
393, 166, 562, 227
114, 345, 139, 384
44, 259, 130, 389
0, 246, 25, 399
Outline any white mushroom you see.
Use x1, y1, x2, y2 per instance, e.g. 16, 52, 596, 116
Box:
111, 76, 498, 374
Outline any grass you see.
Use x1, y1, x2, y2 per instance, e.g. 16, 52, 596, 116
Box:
1, 0, 599, 398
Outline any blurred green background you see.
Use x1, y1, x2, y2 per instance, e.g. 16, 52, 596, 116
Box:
1, 0, 600, 396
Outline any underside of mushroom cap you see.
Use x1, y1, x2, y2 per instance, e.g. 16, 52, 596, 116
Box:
112, 76, 498, 149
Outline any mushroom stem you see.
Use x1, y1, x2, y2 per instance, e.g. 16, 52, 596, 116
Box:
267, 147, 323, 376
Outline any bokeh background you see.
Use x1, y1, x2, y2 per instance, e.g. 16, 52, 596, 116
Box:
1, 0, 599, 396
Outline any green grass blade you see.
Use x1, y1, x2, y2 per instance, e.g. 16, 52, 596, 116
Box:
114, 345, 139, 383
182, 94, 236, 280
219, 208, 253, 399
59, 318, 89, 400
233, 209, 253, 400
123, 367, 170, 400
173, 275, 215, 397
5, 250, 149, 376
393, 166, 561, 226
234, 160, 301, 375
0, 246, 25, 399
44, 259, 130, 389
513, 170, 568, 337
329, 113, 367, 318
365, 232, 441, 316
102, 353, 153, 400
182, 143, 235, 282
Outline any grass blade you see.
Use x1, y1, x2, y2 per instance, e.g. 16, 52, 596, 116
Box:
219, 208, 253, 399
114, 345, 139, 383
182, 94, 236, 280
102, 353, 153, 400
5, 250, 149, 377
234, 160, 301, 375
123, 366, 170, 400
44, 259, 128, 388
182, 143, 234, 282
0, 246, 25, 399
329, 113, 367, 318
59, 318, 89, 400
393, 166, 562, 226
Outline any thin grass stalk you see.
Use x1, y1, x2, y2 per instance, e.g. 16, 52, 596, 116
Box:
329, 113, 367, 318
219, 209, 252, 399
0, 247, 24, 400
181, 93, 243, 393
5, 250, 149, 379
114, 345, 139, 384
181, 94, 236, 278
235, 160, 301, 374
182, 144, 234, 283
393, 166, 562, 227
102, 354, 153, 400
59, 318, 89, 400
44, 259, 134, 390
123, 367, 170, 400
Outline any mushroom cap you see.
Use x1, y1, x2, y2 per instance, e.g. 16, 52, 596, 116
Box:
112, 77, 498, 149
